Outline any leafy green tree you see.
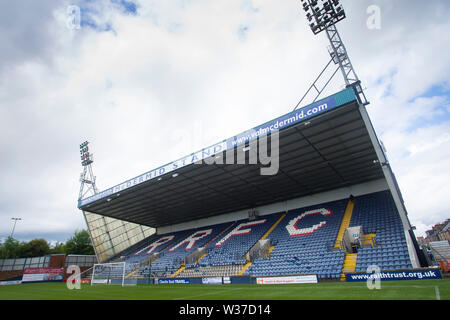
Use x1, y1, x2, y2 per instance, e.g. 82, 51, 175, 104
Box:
0, 236, 21, 259
65, 230, 95, 255
50, 242, 66, 254
19, 239, 50, 257
0, 230, 96, 259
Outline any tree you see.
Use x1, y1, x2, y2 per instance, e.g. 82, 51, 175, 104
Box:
0, 230, 95, 259
50, 242, 66, 254
0, 236, 21, 259
65, 230, 95, 255
19, 239, 50, 257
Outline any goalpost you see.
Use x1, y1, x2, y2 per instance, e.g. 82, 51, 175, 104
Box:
91, 262, 127, 287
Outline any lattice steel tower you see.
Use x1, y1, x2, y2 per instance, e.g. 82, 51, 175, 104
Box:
295, 0, 369, 110
78, 141, 98, 201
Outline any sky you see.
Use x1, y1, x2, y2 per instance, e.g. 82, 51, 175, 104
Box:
0, 0, 449, 244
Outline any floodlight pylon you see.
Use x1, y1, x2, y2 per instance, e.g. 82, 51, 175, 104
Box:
295, 0, 369, 110
78, 141, 98, 201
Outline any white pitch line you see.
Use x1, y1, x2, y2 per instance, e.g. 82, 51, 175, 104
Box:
435, 286, 440, 300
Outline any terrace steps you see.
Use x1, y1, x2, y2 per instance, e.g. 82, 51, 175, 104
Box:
340, 253, 357, 281
334, 199, 355, 248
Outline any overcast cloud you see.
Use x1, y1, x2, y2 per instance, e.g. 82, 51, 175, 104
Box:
0, 0, 449, 244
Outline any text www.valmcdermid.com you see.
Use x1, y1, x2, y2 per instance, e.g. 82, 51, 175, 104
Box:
229, 103, 328, 147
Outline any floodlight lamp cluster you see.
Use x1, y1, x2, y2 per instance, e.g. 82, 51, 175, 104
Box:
301, 0, 345, 34
80, 141, 93, 167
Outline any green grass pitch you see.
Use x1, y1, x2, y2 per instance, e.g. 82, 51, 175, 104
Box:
0, 279, 448, 300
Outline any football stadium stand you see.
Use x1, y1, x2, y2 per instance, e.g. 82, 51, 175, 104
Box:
78, 87, 426, 282
95, 190, 416, 281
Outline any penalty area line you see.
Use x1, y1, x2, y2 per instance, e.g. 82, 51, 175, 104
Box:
435, 286, 440, 300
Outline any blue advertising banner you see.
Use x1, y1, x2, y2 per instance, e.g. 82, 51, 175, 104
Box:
158, 278, 190, 284
346, 269, 442, 282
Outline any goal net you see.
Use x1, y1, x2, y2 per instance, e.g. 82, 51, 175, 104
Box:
91, 262, 133, 286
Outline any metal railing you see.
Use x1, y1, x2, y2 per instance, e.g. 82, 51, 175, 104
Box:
430, 245, 449, 266
360, 235, 376, 248
248, 239, 271, 262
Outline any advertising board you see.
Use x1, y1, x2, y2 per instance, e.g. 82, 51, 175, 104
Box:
22, 268, 64, 282
256, 275, 318, 284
